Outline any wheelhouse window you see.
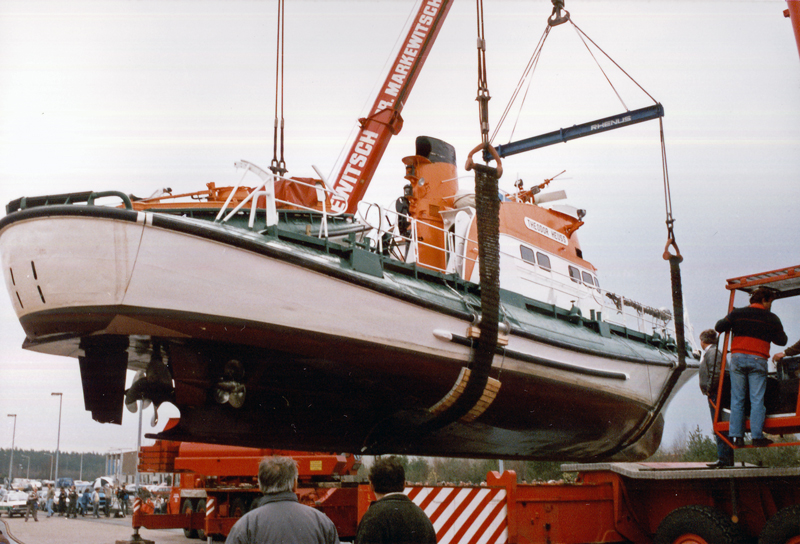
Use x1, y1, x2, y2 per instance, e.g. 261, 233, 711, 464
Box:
582, 271, 594, 286
536, 252, 551, 271
569, 265, 581, 283
520, 245, 535, 264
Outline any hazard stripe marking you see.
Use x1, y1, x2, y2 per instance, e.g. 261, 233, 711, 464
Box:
406, 486, 509, 544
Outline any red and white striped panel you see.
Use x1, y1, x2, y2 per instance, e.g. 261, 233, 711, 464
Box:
406, 486, 508, 544
206, 496, 217, 518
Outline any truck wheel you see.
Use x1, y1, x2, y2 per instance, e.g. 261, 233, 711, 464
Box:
182, 500, 198, 539
196, 499, 207, 541
655, 505, 746, 544
759, 504, 800, 544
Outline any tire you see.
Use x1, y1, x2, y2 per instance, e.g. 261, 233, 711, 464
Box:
759, 504, 800, 544
182, 499, 198, 539
655, 505, 746, 544
196, 499, 207, 541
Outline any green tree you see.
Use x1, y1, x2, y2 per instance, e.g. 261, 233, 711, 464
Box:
521, 461, 564, 482
737, 435, 800, 467
682, 426, 718, 462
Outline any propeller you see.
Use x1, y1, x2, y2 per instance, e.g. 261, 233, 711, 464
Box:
213, 360, 246, 409
124, 345, 174, 426
125, 371, 152, 413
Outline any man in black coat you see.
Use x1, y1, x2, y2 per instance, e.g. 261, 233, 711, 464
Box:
355, 457, 437, 544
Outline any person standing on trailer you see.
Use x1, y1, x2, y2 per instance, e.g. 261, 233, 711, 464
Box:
716, 286, 787, 447
355, 456, 437, 544
698, 329, 734, 467
225, 456, 340, 544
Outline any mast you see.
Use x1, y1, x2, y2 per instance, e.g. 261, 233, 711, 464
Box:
329, 0, 455, 215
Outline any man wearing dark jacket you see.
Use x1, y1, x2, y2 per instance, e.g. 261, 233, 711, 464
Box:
698, 329, 733, 467
716, 286, 787, 447
355, 457, 436, 544
225, 456, 339, 544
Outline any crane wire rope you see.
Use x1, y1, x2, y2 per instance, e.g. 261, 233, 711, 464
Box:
491, 14, 660, 146
475, 0, 491, 146
270, 0, 287, 176
490, 25, 551, 146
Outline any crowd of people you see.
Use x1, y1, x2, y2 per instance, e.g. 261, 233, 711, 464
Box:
10, 482, 134, 521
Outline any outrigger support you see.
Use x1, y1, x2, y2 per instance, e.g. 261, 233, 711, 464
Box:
489, 103, 664, 160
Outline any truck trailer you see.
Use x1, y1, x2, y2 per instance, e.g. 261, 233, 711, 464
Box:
132, 434, 800, 544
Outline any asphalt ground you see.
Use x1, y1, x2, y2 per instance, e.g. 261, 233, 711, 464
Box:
0, 513, 196, 544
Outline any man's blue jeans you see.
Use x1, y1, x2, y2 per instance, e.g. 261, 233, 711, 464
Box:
729, 353, 768, 439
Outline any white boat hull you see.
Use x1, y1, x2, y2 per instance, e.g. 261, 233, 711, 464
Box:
0, 207, 696, 460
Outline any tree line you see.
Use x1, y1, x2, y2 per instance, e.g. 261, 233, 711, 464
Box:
0, 449, 106, 483
4, 427, 797, 487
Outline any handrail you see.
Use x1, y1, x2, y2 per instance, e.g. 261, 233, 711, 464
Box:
8, 190, 133, 213
355, 197, 675, 339
359, 198, 672, 334
215, 161, 347, 237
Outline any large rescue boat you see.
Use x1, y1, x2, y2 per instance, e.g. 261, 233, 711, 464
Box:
0, 0, 698, 461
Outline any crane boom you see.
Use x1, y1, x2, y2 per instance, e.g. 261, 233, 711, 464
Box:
329, 0, 454, 215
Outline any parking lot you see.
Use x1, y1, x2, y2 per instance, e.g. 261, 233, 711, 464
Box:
0, 513, 191, 544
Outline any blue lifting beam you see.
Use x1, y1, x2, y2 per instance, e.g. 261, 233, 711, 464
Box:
489, 103, 664, 160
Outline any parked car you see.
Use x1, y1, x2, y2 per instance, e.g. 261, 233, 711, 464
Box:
0, 491, 28, 517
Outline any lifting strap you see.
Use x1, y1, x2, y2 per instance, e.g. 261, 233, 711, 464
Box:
600, 118, 688, 460
358, 2, 504, 451
357, 153, 503, 453
417, 0, 504, 430
411, 145, 504, 435
660, 115, 686, 368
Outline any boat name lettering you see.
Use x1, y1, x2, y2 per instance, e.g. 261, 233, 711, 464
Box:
330, 130, 378, 214
524, 217, 568, 245
591, 115, 631, 131
384, 0, 441, 99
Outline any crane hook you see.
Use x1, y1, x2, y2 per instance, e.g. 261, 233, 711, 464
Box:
548, 0, 570, 27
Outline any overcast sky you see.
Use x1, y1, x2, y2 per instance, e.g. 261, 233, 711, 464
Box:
0, 0, 798, 463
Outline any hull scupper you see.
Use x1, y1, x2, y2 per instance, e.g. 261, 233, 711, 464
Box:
0, 136, 697, 461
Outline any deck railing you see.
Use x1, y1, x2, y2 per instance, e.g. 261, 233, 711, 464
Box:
167, 163, 681, 341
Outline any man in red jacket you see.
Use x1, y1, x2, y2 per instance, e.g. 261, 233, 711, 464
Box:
716, 287, 787, 447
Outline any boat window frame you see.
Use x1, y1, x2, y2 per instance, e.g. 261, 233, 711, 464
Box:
536, 252, 551, 271
519, 245, 536, 265
568, 265, 581, 283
